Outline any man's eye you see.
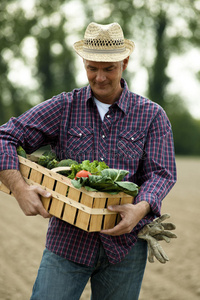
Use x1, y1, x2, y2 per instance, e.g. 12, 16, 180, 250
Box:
106, 68, 114, 72
89, 67, 96, 71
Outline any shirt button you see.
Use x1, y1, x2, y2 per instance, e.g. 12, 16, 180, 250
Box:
102, 135, 105, 139
79, 133, 82, 137
107, 114, 110, 118
131, 137, 134, 141
100, 157, 104, 161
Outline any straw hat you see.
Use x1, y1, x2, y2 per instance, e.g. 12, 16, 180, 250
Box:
73, 22, 135, 62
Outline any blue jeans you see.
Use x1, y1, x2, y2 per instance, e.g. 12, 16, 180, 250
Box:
30, 239, 147, 300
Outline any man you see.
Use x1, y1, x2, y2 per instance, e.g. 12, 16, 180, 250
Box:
0, 22, 176, 299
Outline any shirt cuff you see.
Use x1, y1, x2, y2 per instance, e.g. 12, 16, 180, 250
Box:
134, 192, 161, 217
0, 153, 19, 171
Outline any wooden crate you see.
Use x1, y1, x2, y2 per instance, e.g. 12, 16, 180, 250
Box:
0, 156, 134, 232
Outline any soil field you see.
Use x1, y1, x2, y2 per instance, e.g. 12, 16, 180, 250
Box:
0, 157, 200, 300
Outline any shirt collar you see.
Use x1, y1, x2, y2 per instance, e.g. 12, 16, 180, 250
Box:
86, 78, 130, 115
115, 78, 130, 115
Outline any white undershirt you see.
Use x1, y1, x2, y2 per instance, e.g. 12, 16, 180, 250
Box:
94, 98, 111, 121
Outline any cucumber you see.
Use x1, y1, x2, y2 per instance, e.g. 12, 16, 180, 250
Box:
16, 146, 27, 158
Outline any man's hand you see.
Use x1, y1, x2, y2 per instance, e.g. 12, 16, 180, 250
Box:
138, 214, 177, 263
100, 201, 150, 236
0, 169, 51, 218
14, 184, 52, 218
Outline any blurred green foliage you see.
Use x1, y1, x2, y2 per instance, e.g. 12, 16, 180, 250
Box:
0, 0, 200, 155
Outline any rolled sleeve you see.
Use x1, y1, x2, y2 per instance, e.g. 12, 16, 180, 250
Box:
134, 109, 177, 216
0, 94, 64, 171
0, 152, 19, 171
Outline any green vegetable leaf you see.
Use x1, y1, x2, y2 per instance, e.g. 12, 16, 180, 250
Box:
80, 160, 91, 171
71, 179, 83, 189
67, 160, 109, 179
84, 185, 98, 192
96, 161, 109, 173
101, 169, 129, 181
68, 164, 82, 179
71, 176, 89, 189
115, 181, 139, 197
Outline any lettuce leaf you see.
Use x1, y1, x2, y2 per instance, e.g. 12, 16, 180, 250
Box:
101, 169, 129, 181
68, 160, 109, 179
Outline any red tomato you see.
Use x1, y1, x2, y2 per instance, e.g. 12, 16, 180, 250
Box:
75, 170, 92, 179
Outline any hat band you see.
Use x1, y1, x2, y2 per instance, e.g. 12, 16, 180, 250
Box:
83, 47, 126, 54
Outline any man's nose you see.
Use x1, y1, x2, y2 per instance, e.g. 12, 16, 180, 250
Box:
96, 70, 106, 82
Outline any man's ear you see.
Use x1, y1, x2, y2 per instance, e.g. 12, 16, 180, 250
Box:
122, 56, 130, 71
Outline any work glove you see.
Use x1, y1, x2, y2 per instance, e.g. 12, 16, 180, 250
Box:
138, 214, 177, 264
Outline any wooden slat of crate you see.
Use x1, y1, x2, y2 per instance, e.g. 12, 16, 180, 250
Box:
49, 182, 68, 218
19, 163, 30, 178
41, 175, 55, 211
62, 187, 81, 225
120, 195, 133, 205
29, 168, 43, 184
103, 197, 122, 230
75, 193, 94, 231
20, 156, 74, 188
89, 197, 107, 231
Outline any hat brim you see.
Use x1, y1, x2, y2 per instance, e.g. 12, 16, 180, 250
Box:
73, 39, 135, 62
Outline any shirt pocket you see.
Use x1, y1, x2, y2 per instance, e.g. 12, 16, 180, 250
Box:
117, 130, 145, 159
66, 126, 94, 160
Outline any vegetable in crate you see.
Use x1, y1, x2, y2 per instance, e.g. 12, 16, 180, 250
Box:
68, 159, 109, 179
38, 155, 51, 167
72, 166, 139, 197
56, 159, 78, 175
42, 150, 57, 160
47, 159, 59, 169
38, 150, 58, 167
57, 159, 78, 167
75, 170, 92, 179
16, 146, 27, 158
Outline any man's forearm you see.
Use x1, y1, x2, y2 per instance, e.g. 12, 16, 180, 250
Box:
0, 169, 27, 196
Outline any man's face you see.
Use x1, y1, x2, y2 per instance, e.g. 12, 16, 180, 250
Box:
84, 58, 129, 104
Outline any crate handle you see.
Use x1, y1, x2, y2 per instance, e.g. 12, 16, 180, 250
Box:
51, 166, 71, 173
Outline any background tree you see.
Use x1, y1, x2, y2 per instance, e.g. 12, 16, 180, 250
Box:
0, 0, 76, 123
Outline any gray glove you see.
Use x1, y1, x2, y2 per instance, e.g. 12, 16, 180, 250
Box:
138, 214, 177, 264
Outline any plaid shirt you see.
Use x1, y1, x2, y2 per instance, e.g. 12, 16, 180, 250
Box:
0, 79, 176, 266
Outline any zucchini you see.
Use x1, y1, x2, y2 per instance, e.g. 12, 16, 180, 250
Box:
17, 146, 27, 158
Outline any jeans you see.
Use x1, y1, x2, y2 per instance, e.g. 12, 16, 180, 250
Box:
30, 239, 147, 300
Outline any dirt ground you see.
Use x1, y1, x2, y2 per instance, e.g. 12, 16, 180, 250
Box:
0, 157, 200, 300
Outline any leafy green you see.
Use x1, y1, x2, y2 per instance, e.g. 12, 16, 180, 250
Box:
71, 168, 139, 196
79, 160, 109, 174
101, 169, 129, 181
67, 160, 109, 179
67, 164, 83, 179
